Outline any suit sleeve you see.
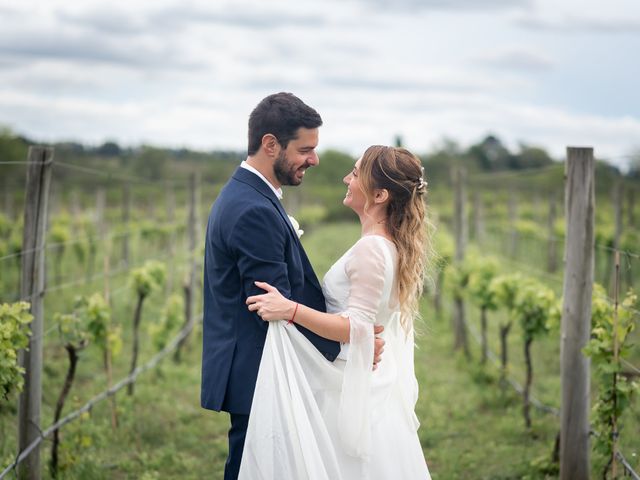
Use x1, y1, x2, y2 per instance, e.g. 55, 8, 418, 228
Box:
230, 204, 293, 308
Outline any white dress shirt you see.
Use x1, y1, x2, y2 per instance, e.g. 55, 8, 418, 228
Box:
240, 160, 283, 200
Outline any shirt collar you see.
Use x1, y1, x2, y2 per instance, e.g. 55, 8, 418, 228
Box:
240, 160, 283, 200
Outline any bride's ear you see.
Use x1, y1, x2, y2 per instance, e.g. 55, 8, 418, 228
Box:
373, 189, 389, 204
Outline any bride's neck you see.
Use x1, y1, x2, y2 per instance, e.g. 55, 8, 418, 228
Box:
359, 212, 390, 238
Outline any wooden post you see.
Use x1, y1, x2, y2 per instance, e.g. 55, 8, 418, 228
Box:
86, 188, 106, 283
165, 181, 176, 293
533, 192, 542, 223
122, 183, 131, 267
611, 251, 620, 478
175, 174, 198, 362
453, 167, 467, 261
194, 175, 203, 308
70, 190, 80, 218
18, 146, 54, 480
4, 176, 14, 218
452, 166, 469, 358
560, 147, 594, 480
102, 228, 118, 428
95, 189, 106, 237
547, 193, 558, 273
610, 178, 623, 294
508, 189, 518, 257
627, 187, 635, 227
471, 191, 485, 245
148, 197, 156, 220
613, 177, 623, 252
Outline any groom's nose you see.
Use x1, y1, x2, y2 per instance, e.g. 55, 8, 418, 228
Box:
307, 151, 319, 167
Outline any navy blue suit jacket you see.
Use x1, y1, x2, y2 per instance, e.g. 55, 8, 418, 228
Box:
201, 167, 341, 415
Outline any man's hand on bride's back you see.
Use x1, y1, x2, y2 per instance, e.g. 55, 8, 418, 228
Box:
246, 281, 296, 321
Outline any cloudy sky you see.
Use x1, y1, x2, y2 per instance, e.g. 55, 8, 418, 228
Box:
1, 0, 639, 167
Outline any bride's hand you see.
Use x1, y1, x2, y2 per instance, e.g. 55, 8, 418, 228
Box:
246, 281, 296, 322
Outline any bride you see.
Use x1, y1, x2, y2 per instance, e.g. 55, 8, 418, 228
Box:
241, 145, 433, 479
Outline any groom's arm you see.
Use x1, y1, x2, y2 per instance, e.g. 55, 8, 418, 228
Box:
230, 205, 293, 324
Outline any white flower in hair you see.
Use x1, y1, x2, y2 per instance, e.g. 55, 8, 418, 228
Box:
288, 215, 304, 238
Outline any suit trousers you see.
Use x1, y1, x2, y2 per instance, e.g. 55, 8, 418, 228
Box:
224, 413, 249, 480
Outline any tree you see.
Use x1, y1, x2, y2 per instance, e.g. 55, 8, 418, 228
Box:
489, 273, 523, 384
51, 298, 92, 477
467, 256, 500, 364
584, 285, 639, 478
467, 134, 512, 171
96, 141, 122, 157
128, 261, 166, 395
515, 143, 554, 169
511, 280, 560, 428
131, 146, 167, 180
0, 302, 33, 403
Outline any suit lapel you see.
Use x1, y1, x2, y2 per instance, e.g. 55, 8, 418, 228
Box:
270, 198, 323, 291
232, 167, 297, 238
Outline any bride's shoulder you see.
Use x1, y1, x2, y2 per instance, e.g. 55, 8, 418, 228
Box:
350, 235, 396, 259
353, 234, 395, 249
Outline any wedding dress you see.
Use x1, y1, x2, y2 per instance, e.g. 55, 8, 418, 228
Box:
238, 235, 431, 480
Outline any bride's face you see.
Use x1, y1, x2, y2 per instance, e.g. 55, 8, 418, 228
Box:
343, 158, 366, 214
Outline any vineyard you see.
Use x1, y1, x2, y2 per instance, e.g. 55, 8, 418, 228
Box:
0, 139, 639, 479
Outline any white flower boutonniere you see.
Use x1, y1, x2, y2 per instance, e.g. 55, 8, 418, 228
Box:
287, 215, 304, 239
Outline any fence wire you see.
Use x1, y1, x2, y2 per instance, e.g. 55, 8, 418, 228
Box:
0, 313, 203, 480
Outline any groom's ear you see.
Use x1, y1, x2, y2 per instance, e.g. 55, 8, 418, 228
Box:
262, 134, 279, 157
374, 189, 389, 204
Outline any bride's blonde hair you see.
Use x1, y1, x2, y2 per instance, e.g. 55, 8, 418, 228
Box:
358, 145, 433, 333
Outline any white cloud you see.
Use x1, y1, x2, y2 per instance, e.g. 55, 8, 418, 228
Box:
0, 0, 638, 169
517, 15, 640, 33
350, 0, 532, 12
475, 48, 555, 71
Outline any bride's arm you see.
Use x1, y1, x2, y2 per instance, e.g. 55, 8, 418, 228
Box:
246, 236, 389, 344
247, 282, 351, 343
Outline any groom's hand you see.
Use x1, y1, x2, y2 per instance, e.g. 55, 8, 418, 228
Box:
373, 325, 385, 371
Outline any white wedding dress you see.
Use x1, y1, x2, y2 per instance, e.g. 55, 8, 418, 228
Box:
238, 235, 431, 480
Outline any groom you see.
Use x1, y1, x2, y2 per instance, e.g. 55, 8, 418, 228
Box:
201, 92, 383, 480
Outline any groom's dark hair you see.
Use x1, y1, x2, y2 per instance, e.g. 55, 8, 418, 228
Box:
247, 92, 323, 156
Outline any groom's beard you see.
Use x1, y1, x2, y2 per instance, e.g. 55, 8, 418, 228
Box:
274, 150, 310, 186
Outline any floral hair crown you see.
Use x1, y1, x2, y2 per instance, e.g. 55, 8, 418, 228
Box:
415, 167, 427, 195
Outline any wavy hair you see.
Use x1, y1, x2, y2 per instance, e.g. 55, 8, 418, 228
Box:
358, 145, 434, 333
247, 92, 322, 155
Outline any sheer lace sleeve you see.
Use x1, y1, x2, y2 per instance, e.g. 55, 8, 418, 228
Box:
338, 236, 391, 459
343, 236, 387, 325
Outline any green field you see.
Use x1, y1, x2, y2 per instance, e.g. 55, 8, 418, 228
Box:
1, 142, 639, 479
3, 222, 637, 478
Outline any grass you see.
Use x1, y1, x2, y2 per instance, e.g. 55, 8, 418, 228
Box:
1, 221, 638, 478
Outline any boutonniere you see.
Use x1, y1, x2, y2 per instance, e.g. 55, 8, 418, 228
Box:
287, 215, 304, 239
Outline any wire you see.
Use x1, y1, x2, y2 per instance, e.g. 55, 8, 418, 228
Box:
3, 244, 194, 306
493, 256, 566, 288
54, 162, 188, 188
0, 313, 203, 480
616, 451, 640, 480
621, 359, 640, 375
0, 221, 188, 263
593, 242, 640, 260
467, 163, 565, 182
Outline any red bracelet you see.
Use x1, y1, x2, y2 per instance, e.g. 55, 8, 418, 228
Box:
288, 302, 299, 325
